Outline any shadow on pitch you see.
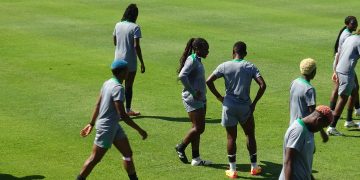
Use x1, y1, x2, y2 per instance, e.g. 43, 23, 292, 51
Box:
207, 161, 282, 179
0, 174, 45, 180
132, 115, 221, 123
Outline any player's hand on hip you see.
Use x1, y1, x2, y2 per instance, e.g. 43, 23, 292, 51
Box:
80, 124, 93, 137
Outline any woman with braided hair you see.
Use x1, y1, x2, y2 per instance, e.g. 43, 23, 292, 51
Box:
175, 38, 212, 166
113, 4, 145, 116
328, 16, 359, 136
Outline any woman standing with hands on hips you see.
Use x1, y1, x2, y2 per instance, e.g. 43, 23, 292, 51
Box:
206, 41, 266, 178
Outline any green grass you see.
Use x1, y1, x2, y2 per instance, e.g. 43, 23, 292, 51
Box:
1, 0, 360, 179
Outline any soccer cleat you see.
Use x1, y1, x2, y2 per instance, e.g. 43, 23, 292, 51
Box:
326, 127, 343, 136
175, 144, 188, 163
191, 158, 212, 166
354, 108, 360, 116
127, 110, 141, 116
344, 121, 359, 128
250, 166, 262, 175
225, 170, 238, 179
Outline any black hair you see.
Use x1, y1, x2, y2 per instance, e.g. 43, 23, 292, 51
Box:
112, 67, 127, 76
334, 16, 357, 54
177, 38, 208, 73
121, 4, 138, 23
233, 41, 247, 56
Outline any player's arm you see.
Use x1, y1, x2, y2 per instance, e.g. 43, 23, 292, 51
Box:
134, 38, 145, 73
206, 74, 224, 103
308, 101, 328, 142
319, 128, 329, 143
251, 76, 266, 112
284, 147, 296, 180
80, 94, 102, 137
334, 50, 340, 71
114, 100, 147, 140
179, 60, 198, 98
332, 50, 341, 81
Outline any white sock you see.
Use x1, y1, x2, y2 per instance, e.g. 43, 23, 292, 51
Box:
192, 157, 201, 161
229, 162, 236, 171
251, 162, 257, 169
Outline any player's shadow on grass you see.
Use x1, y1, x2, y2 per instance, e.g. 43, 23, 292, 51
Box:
208, 160, 282, 179
0, 174, 45, 180
132, 115, 221, 123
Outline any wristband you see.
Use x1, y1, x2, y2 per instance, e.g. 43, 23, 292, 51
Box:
89, 122, 95, 126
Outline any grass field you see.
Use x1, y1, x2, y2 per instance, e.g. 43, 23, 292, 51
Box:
1, 0, 360, 179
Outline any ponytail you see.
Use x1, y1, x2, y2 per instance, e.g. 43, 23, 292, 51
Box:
334, 16, 358, 54
177, 37, 209, 73
177, 38, 195, 73
334, 26, 347, 54
121, 4, 138, 23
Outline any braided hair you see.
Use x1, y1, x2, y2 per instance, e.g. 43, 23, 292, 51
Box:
177, 38, 208, 73
121, 4, 138, 23
334, 16, 357, 54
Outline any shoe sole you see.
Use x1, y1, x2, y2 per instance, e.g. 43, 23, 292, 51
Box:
191, 161, 212, 166
225, 171, 238, 179
251, 171, 261, 175
327, 132, 343, 136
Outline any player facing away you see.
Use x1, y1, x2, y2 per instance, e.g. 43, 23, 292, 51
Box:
206, 41, 266, 178
279, 105, 333, 180
113, 4, 145, 116
329, 16, 360, 124
328, 30, 360, 136
76, 60, 147, 180
175, 38, 212, 166
289, 58, 328, 142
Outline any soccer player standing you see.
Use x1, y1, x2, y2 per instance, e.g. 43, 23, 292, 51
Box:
113, 4, 145, 116
329, 16, 359, 135
328, 30, 360, 136
206, 41, 266, 178
279, 106, 333, 180
175, 38, 212, 166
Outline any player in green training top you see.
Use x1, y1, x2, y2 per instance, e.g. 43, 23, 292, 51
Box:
113, 4, 145, 116
206, 41, 266, 178
175, 38, 212, 166
289, 58, 328, 142
328, 30, 360, 136
329, 16, 359, 135
76, 60, 147, 180
279, 106, 333, 180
